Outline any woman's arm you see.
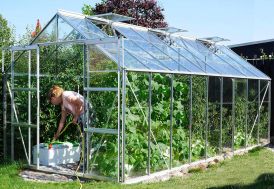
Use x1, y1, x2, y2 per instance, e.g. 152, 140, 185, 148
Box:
53, 110, 67, 140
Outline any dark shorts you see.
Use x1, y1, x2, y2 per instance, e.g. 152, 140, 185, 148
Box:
77, 101, 95, 130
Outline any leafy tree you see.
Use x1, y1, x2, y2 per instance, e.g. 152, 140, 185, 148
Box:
0, 14, 14, 158
16, 26, 33, 46
0, 14, 14, 62
82, 0, 168, 28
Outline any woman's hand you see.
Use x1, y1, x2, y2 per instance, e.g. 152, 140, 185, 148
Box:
72, 114, 80, 124
53, 132, 59, 141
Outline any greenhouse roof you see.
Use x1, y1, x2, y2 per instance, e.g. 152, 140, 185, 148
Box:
30, 10, 270, 80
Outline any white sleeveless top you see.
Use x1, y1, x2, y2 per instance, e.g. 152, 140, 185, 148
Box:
61, 91, 84, 116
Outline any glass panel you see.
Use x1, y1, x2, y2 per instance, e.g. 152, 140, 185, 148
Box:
131, 28, 163, 44
113, 25, 146, 42
97, 42, 119, 62
217, 53, 251, 77
171, 38, 222, 75
208, 77, 221, 157
125, 72, 149, 178
118, 26, 207, 73
58, 16, 84, 41
172, 75, 190, 166
123, 40, 170, 71
234, 79, 247, 150
124, 51, 150, 70
135, 40, 182, 71
259, 80, 269, 144
60, 15, 107, 39
222, 78, 233, 152
88, 44, 118, 72
89, 133, 118, 179
191, 76, 206, 161
150, 73, 171, 173
86, 55, 118, 177
184, 39, 245, 77
247, 79, 259, 146
163, 44, 218, 74
13, 51, 30, 89
217, 46, 269, 79
32, 16, 57, 44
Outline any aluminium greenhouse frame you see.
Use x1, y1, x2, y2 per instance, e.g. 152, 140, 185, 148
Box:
2, 10, 271, 183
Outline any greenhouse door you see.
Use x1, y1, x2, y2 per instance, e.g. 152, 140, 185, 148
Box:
3, 45, 40, 167
82, 42, 121, 181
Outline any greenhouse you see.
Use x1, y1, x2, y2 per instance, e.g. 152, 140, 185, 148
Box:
1, 10, 271, 183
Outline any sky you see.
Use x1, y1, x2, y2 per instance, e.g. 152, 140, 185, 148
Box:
1, 0, 274, 46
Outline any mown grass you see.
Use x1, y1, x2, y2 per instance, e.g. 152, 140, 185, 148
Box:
1, 147, 274, 189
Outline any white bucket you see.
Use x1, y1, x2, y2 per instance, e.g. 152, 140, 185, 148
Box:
32, 142, 80, 166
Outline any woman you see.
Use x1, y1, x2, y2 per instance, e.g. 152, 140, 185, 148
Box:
48, 85, 92, 141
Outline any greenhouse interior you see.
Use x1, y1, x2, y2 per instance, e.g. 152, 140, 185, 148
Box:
1, 10, 271, 183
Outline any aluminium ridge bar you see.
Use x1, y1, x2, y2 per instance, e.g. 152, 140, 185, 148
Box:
57, 9, 85, 19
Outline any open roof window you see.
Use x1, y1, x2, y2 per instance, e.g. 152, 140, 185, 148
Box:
197, 36, 230, 53
86, 13, 135, 37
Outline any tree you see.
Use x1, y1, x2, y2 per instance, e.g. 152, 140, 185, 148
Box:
82, 0, 168, 28
0, 14, 14, 51
0, 14, 14, 159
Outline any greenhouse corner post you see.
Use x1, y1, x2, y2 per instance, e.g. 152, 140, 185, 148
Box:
82, 43, 87, 173
28, 50, 32, 165
169, 74, 174, 169
121, 37, 126, 182
219, 77, 223, 154
86, 43, 91, 173
148, 73, 152, 175
232, 78, 235, 154
121, 69, 126, 182
36, 46, 40, 169
205, 76, 209, 159
257, 80, 260, 144
2, 49, 7, 158
11, 50, 14, 161
117, 38, 121, 182
268, 81, 271, 143
245, 79, 248, 149
189, 75, 192, 163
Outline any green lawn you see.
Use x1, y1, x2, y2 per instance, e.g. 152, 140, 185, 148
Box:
1, 147, 274, 189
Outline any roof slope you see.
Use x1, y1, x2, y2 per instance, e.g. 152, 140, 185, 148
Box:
31, 10, 270, 80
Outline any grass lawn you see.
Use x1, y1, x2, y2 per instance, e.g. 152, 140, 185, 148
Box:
1, 147, 274, 189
